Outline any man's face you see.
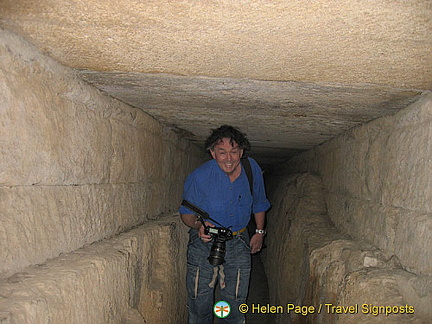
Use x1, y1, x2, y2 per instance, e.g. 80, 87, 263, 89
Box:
210, 138, 244, 175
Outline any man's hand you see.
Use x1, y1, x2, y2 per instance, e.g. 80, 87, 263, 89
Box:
249, 233, 264, 254
198, 221, 214, 243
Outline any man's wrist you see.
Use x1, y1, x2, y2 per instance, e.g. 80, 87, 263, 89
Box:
255, 229, 267, 235
192, 218, 202, 230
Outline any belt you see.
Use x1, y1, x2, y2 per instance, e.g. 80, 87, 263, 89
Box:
232, 227, 247, 236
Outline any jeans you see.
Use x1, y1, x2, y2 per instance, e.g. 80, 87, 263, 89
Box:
186, 229, 251, 324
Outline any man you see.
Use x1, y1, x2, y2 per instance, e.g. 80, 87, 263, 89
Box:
179, 125, 271, 323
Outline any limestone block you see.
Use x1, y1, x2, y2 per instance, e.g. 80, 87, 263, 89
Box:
362, 131, 389, 201
394, 213, 432, 275
0, 216, 188, 324
0, 182, 185, 280
0, 28, 203, 280
325, 182, 432, 276
0, 32, 114, 186
307, 240, 419, 324
381, 111, 432, 211
264, 172, 430, 323
318, 136, 370, 199
393, 92, 432, 128
336, 270, 423, 323
282, 92, 432, 277
109, 117, 143, 183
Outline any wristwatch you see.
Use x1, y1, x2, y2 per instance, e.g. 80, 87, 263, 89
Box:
256, 229, 267, 235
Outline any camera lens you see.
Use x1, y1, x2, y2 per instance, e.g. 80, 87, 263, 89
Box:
208, 238, 226, 266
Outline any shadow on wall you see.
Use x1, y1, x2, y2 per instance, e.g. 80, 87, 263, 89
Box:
262, 173, 431, 324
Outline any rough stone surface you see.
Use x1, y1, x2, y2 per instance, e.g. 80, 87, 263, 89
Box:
0, 28, 203, 280
264, 173, 431, 323
0, 217, 188, 324
281, 92, 432, 276
1, 1, 430, 88
78, 71, 423, 166
1, 1, 431, 166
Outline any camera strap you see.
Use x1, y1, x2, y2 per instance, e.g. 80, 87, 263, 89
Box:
181, 199, 226, 228
241, 157, 253, 196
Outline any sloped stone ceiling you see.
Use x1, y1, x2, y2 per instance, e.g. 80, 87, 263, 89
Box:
1, 0, 431, 165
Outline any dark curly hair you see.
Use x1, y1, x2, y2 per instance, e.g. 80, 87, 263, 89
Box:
204, 125, 251, 152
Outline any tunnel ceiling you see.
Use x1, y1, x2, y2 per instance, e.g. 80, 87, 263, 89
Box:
1, 1, 431, 166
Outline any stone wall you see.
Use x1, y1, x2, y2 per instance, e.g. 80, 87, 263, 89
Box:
264, 92, 432, 322
0, 27, 203, 279
277, 91, 432, 277
0, 28, 203, 322
0, 217, 188, 324
264, 174, 430, 323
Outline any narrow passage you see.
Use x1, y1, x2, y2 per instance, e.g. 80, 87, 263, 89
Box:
245, 252, 277, 324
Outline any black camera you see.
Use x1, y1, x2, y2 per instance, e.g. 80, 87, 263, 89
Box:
181, 200, 234, 266
205, 226, 233, 266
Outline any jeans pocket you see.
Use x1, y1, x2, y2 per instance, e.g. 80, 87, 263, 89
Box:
238, 234, 251, 251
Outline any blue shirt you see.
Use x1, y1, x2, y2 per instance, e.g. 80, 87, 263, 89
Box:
179, 157, 271, 232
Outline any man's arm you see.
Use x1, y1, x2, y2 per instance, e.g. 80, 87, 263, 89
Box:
180, 213, 202, 230
249, 211, 266, 254
180, 213, 213, 242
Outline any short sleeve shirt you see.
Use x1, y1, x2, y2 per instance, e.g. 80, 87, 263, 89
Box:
179, 157, 271, 232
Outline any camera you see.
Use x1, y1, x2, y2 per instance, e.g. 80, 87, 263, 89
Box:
205, 226, 233, 266
180, 200, 234, 266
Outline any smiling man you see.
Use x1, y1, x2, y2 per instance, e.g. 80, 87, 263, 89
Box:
179, 125, 271, 324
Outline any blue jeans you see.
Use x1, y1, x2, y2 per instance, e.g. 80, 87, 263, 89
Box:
186, 229, 251, 324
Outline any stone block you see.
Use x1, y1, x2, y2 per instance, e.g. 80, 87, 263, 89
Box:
0, 216, 188, 324
282, 92, 432, 278
0, 28, 203, 280
264, 173, 430, 323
